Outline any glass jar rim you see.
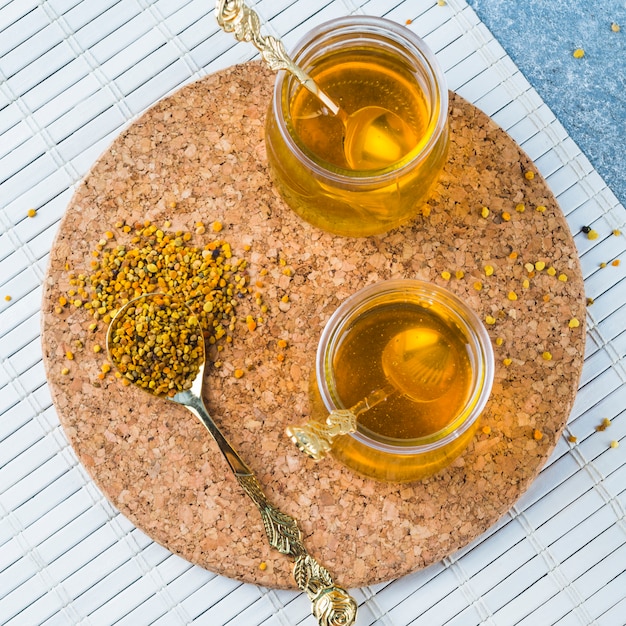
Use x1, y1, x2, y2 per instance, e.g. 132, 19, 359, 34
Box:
316, 279, 495, 454
271, 15, 449, 183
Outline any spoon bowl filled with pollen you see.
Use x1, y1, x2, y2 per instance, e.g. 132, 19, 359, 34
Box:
106, 293, 358, 626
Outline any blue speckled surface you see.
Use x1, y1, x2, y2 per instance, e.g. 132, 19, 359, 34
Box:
467, 0, 625, 208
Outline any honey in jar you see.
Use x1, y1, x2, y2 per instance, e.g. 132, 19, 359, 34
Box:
314, 280, 494, 482
265, 16, 449, 237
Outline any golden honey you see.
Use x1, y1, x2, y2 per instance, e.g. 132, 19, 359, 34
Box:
332, 302, 473, 441
314, 280, 494, 482
265, 16, 449, 237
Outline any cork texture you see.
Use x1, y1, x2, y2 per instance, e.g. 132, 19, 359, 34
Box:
41, 62, 586, 590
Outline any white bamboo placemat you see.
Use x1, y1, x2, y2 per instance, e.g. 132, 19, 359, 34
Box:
1, 1, 624, 625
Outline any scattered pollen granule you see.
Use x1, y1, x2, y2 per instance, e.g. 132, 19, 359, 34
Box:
567, 435, 578, 444
596, 417, 612, 432
546, 267, 557, 276
542, 351, 553, 361
568, 318, 580, 328
481, 206, 490, 218
473, 281, 483, 291
259, 561, 268, 571
27, 208, 37, 218
61, 367, 70, 376
503, 357, 512, 366
558, 273, 568, 282
507, 291, 518, 301
585, 229, 599, 240
441, 270, 451, 281
501, 211, 511, 222
535, 261, 546, 271
524, 171, 535, 180
613, 229, 622, 236
515, 203, 525, 213
573, 48, 585, 58
611, 22, 621, 32
524, 263, 535, 273
610, 440, 620, 449
405, 18, 413, 24
485, 315, 496, 325
437, 0, 447, 6
533, 429, 544, 441
4, 295, 11, 302
455, 270, 465, 279
482, 425, 491, 435
234, 369, 245, 379
495, 337, 504, 346
211, 221, 223, 232
484, 265, 494, 276
522, 279, 530, 289
536, 205, 547, 213
612, 259, 621, 267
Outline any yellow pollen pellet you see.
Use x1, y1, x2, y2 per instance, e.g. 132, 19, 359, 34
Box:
509, 251, 518, 259
567, 435, 578, 444
573, 48, 585, 58
259, 561, 268, 571
535, 261, 546, 271
522, 279, 530, 289
27, 208, 37, 218
611, 22, 621, 32
507, 291, 518, 301
482, 425, 491, 435
437, 0, 446, 5
547, 267, 557, 276
211, 221, 223, 232
542, 351, 553, 361
610, 440, 619, 449
455, 270, 465, 279
524, 171, 535, 180
568, 318, 580, 328
93, 344, 102, 353
495, 337, 504, 346
502, 212, 511, 222
481, 206, 490, 218
277, 339, 288, 349
586, 229, 599, 240
4, 295, 11, 302
485, 315, 496, 325
524, 263, 535, 273
61, 367, 70, 375
234, 369, 244, 379
503, 358, 512, 366
484, 265, 494, 276
533, 429, 544, 441
441, 270, 451, 281
473, 281, 483, 291
281, 295, 289, 303
65, 351, 74, 360
613, 229, 621, 236
536, 205, 546, 213
600, 262, 607, 268
558, 273, 568, 282
612, 259, 621, 267
515, 203, 525, 213
543, 294, 551, 302
101, 363, 111, 373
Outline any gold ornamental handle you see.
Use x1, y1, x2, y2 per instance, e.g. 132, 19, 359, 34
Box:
215, 0, 339, 114
286, 409, 358, 461
182, 394, 357, 626
287, 388, 391, 460
236, 473, 358, 625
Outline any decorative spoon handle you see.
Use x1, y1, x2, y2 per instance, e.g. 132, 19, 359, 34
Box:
215, 0, 339, 114
179, 392, 357, 626
286, 387, 391, 460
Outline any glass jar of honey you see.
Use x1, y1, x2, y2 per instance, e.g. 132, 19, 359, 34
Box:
312, 280, 494, 482
265, 16, 449, 237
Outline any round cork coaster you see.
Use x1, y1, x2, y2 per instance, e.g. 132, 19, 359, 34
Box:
41, 61, 585, 590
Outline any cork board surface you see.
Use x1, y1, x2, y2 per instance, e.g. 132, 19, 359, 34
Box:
41, 61, 586, 590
